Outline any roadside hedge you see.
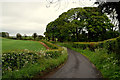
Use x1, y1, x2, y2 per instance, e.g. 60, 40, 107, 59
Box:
41, 40, 58, 49
44, 40, 64, 58
72, 36, 120, 55
2, 50, 41, 74
58, 37, 120, 79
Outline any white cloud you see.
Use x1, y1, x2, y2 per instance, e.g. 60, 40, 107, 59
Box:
0, 0, 97, 36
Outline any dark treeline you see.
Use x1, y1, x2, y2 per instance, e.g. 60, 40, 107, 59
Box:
16, 33, 44, 40
0, 32, 44, 40
44, 7, 120, 42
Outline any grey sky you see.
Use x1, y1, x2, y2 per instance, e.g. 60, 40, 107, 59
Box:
0, 0, 97, 36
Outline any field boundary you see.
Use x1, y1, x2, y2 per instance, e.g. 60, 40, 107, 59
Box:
38, 41, 50, 50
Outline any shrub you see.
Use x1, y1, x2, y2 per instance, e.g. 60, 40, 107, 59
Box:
2, 50, 42, 74
41, 40, 60, 49
45, 51, 61, 59
72, 43, 89, 49
89, 43, 97, 51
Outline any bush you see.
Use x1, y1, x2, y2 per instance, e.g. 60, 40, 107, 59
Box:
72, 42, 89, 49
22, 36, 34, 40
8, 37, 16, 40
45, 51, 61, 59
101, 36, 120, 55
41, 40, 60, 49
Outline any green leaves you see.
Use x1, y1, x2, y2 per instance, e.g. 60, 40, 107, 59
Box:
2, 50, 41, 74
45, 7, 119, 42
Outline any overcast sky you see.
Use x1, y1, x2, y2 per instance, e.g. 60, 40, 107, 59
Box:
0, 0, 98, 36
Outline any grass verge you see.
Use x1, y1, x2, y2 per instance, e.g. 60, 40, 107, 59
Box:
57, 43, 120, 79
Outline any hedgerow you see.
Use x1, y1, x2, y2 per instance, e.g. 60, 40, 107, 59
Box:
73, 36, 120, 55
41, 40, 58, 49
2, 50, 43, 74
2, 41, 68, 78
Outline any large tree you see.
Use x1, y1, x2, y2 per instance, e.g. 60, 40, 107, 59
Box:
16, 33, 22, 40
32, 33, 37, 40
45, 7, 119, 42
0, 32, 9, 37
95, 0, 120, 31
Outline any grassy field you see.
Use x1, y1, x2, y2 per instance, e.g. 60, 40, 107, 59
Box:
2, 38, 46, 52
2, 38, 68, 78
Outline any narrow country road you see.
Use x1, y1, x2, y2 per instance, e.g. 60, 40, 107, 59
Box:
46, 48, 102, 78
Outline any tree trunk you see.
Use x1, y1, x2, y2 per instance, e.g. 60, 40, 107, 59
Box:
76, 27, 79, 41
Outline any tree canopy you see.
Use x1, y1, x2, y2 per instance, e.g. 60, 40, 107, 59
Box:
96, 0, 120, 31
45, 7, 119, 42
0, 32, 9, 37
16, 33, 22, 40
32, 33, 38, 40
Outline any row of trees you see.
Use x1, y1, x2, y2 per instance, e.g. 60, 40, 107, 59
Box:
16, 33, 44, 40
44, 7, 120, 42
46, 0, 120, 31
0, 32, 9, 37
0, 32, 44, 40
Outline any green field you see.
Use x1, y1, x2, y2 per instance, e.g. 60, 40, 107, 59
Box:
2, 38, 46, 52
2, 38, 68, 78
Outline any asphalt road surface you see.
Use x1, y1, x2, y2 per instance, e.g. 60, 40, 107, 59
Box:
46, 48, 102, 78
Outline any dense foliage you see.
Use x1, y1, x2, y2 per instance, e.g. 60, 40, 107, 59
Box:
41, 40, 58, 49
45, 7, 119, 42
2, 50, 42, 74
72, 36, 120, 56
2, 48, 68, 78
57, 36, 120, 78
60, 36, 120, 57
96, 0, 120, 31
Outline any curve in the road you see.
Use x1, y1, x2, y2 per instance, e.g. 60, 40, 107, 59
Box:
46, 48, 102, 78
